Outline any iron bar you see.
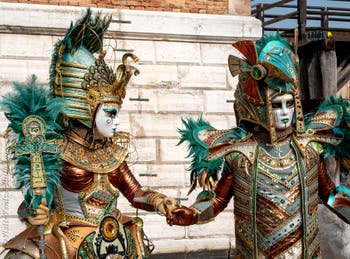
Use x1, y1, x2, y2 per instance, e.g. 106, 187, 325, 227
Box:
263, 11, 298, 26
252, 0, 350, 39
262, 14, 350, 22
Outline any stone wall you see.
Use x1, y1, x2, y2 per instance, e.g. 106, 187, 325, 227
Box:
0, 0, 251, 15
0, 2, 261, 257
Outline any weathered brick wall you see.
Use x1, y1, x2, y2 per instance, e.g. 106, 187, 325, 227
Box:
1, 0, 225, 14
0, 3, 261, 257
0, 0, 251, 15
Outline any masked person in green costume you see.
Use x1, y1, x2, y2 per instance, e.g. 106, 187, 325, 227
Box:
165, 35, 350, 258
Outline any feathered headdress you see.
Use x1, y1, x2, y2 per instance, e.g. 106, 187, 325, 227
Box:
1, 75, 62, 215
229, 34, 305, 144
50, 9, 139, 129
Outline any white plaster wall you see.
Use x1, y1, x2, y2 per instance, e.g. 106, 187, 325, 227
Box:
0, 3, 261, 256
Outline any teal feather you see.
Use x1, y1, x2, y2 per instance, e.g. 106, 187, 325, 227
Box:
178, 116, 249, 186
255, 33, 293, 54
2, 76, 63, 141
1, 75, 63, 214
178, 116, 224, 184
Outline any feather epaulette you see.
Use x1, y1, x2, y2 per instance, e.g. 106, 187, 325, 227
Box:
299, 96, 350, 159
178, 117, 251, 193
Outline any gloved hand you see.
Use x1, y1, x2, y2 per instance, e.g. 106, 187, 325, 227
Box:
27, 198, 49, 226
155, 196, 178, 216
165, 205, 199, 226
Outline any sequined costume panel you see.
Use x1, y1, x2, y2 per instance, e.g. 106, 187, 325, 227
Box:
231, 137, 321, 259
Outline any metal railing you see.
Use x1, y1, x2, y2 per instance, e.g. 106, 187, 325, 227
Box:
252, 0, 350, 41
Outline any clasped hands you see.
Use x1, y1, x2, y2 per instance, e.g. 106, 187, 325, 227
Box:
156, 196, 198, 226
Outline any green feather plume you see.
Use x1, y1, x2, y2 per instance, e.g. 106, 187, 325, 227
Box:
178, 116, 248, 191
178, 116, 224, 185
49, 8, 111, 93
1, 75, 63, 215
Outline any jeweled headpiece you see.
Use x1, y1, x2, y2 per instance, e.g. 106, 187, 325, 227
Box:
228, 34, 304, 144
50, 9, 139, 129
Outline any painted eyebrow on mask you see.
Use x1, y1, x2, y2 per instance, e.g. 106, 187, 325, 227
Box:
271, 99, 294, 108
102, 107, 118, 117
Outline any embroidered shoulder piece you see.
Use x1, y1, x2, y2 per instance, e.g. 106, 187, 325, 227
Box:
205, 132, 257, 164
293, 131, 342, 154
307, 104, 343, 131
300, 96, 350, 159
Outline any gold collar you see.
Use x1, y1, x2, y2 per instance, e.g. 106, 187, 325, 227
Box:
59, 137, 128, 174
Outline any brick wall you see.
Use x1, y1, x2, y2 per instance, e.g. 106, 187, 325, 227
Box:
0, 0, 250, 14
0, 3, 261, 257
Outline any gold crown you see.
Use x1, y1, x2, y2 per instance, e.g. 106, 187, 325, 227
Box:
54, 50, 139, 128
52, 10, 140, 128
82, 52, 139, 111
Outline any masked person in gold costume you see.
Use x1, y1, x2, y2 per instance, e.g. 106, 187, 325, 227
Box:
3, 10, 170, 259
165, 35, 350, 258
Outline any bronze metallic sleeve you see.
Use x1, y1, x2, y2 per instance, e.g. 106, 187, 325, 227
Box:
212, 167, 235, 216
108, 161, 163, 211
108, 161, 142, 202
187, 166, 234, 224
318, 158, 336, 204
318, 158, 350, 223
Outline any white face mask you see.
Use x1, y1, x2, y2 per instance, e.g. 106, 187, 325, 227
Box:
271, 93, 294, 130
95, 104, 120, 138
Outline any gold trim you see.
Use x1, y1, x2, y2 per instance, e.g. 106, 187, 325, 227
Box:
54, 84, 85, 92
60, 60, 88, 69
207, 136, 258, 165
55, 210, 98, 226
56, 82, 83, 88
63, 114, 92, 121
65, 103, 90, 109
54, 91, 87, 99
59, 71, 86, 79
266, 87, 277, 144
80, 174, 119, 220
54, 78, 83, 89
60, 138, 128, 174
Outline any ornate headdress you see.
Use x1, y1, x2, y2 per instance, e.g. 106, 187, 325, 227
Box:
228, 34, 305, 144
50, 9, 139, 129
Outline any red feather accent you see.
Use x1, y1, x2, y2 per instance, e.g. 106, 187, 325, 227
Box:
242, 76, 264, 105
232, 40, 258, 66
